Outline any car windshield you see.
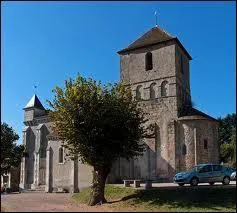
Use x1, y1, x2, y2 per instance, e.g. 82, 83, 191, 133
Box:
191, 165, 203, 172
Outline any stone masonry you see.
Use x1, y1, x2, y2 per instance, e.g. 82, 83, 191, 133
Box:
19, 25, 219, 191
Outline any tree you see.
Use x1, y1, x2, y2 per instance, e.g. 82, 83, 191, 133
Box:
218, 113, 236, 165
218, 113, 236, 145
47, 74, 149, 206
230, 127, 236, 167
1, 122, 25, 175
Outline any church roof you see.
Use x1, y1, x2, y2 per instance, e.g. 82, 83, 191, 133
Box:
178, 107, 219, 122
117, 26, 192, 60
24, 94, 45, 110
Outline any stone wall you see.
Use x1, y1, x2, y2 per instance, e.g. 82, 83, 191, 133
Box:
47, 140, 72, 191
176, 119, 219, 172
120, 41, 176, 84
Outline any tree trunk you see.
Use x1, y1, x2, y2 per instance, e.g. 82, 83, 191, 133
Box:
88, 166, 110, 206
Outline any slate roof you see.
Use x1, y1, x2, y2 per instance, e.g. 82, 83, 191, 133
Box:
117, 26, 192, 60
178, 107, 219, 122
24, 94, 45, 110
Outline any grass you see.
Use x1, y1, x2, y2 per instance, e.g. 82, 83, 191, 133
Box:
73, 184, 236, 212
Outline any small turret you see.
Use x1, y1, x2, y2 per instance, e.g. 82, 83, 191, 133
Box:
23, 94, 46, 125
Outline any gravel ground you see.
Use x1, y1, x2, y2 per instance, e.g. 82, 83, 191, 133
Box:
1, 192, 112, 212
1, 181, 235, 212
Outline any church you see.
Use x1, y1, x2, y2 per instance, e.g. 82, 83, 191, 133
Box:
19, 25, 219, 192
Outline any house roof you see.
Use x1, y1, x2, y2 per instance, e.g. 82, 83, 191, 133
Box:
117, 26, 192, 60
23, 94, 45, 110
178, 107, 219, 122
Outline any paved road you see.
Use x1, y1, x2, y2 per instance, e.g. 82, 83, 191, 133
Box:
1, 181, 236, 212
114, 181, 236, 188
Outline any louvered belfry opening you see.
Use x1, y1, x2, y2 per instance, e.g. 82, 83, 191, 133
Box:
145, 52, 153, 71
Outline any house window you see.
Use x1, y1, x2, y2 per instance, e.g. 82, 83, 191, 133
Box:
204, 139, 208, 150
136, 85, 142, 101
145, 52, 153, 71
182, 144, 187, 155
59, 147, 64, 163
150, 83, 156, 99
161, 81, 168, 97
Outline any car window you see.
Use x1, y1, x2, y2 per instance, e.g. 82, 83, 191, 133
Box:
199, 165, 212, 173
213, 165, 223, 171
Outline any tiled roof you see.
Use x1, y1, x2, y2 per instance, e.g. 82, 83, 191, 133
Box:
117, 26, 192, 60
128, 26, 173, 49
178, 107, 219, 122
24, 94, 45, 110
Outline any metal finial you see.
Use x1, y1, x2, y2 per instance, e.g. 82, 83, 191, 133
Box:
154, 11, 158, 27
34, 84, 38, 94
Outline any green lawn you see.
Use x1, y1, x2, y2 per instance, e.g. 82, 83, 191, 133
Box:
73, 184, 236, 212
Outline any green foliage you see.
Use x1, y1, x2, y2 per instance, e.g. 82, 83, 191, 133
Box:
218, 113, 236, 145
1, 122, 24, 174
218, 113, 236, 165
47, 74, 148, 168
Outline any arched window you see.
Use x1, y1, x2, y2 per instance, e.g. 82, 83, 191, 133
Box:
161, 81, 168, 97
145, 52, 153, 71
59, 147, 64, 163
182, 144, 187, 155
136, 85, 142, 101
150, 83, 156, 99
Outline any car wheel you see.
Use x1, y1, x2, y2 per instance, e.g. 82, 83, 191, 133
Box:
190, 177, 198, 186
209, 182, 215, 186
178, 183, 185, 186
222, 176, 230, 185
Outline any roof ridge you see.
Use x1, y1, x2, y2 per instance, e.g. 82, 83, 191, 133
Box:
155, 25, 174, 38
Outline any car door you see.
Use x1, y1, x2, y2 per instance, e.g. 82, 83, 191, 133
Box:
212, 165, 224, 182
198, 165, 213, 183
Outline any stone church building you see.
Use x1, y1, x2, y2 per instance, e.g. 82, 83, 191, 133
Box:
19, 26, 219, 192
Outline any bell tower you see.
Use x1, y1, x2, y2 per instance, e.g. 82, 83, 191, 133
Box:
23, 94, 46, 125
118, 25, 192, 118
117, 25, 193, 181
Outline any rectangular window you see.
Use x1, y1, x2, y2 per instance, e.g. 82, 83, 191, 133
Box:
204, 139, 208, 149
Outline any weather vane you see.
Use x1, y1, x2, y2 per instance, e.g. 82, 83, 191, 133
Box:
34, 84, 38, 94
154, 11, 158, 27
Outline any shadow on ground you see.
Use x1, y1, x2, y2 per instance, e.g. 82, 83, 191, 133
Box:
107, 185, 236, 211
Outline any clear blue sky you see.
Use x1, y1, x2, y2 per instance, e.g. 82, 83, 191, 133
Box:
1, 1, 236, 144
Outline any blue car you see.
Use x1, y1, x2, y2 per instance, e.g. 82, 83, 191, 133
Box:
173, 164, 232, 186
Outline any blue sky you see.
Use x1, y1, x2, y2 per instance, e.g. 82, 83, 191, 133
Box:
1, 1, 236, 144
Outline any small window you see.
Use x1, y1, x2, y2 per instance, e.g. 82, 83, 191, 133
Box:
150, 83, 156, 99
182, 144, 187, 155
145, 52, 153, 71
136, 85, 142, 101
161, 81, 168, 97
59, 147, 64, 163
204, 139, 208, 149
